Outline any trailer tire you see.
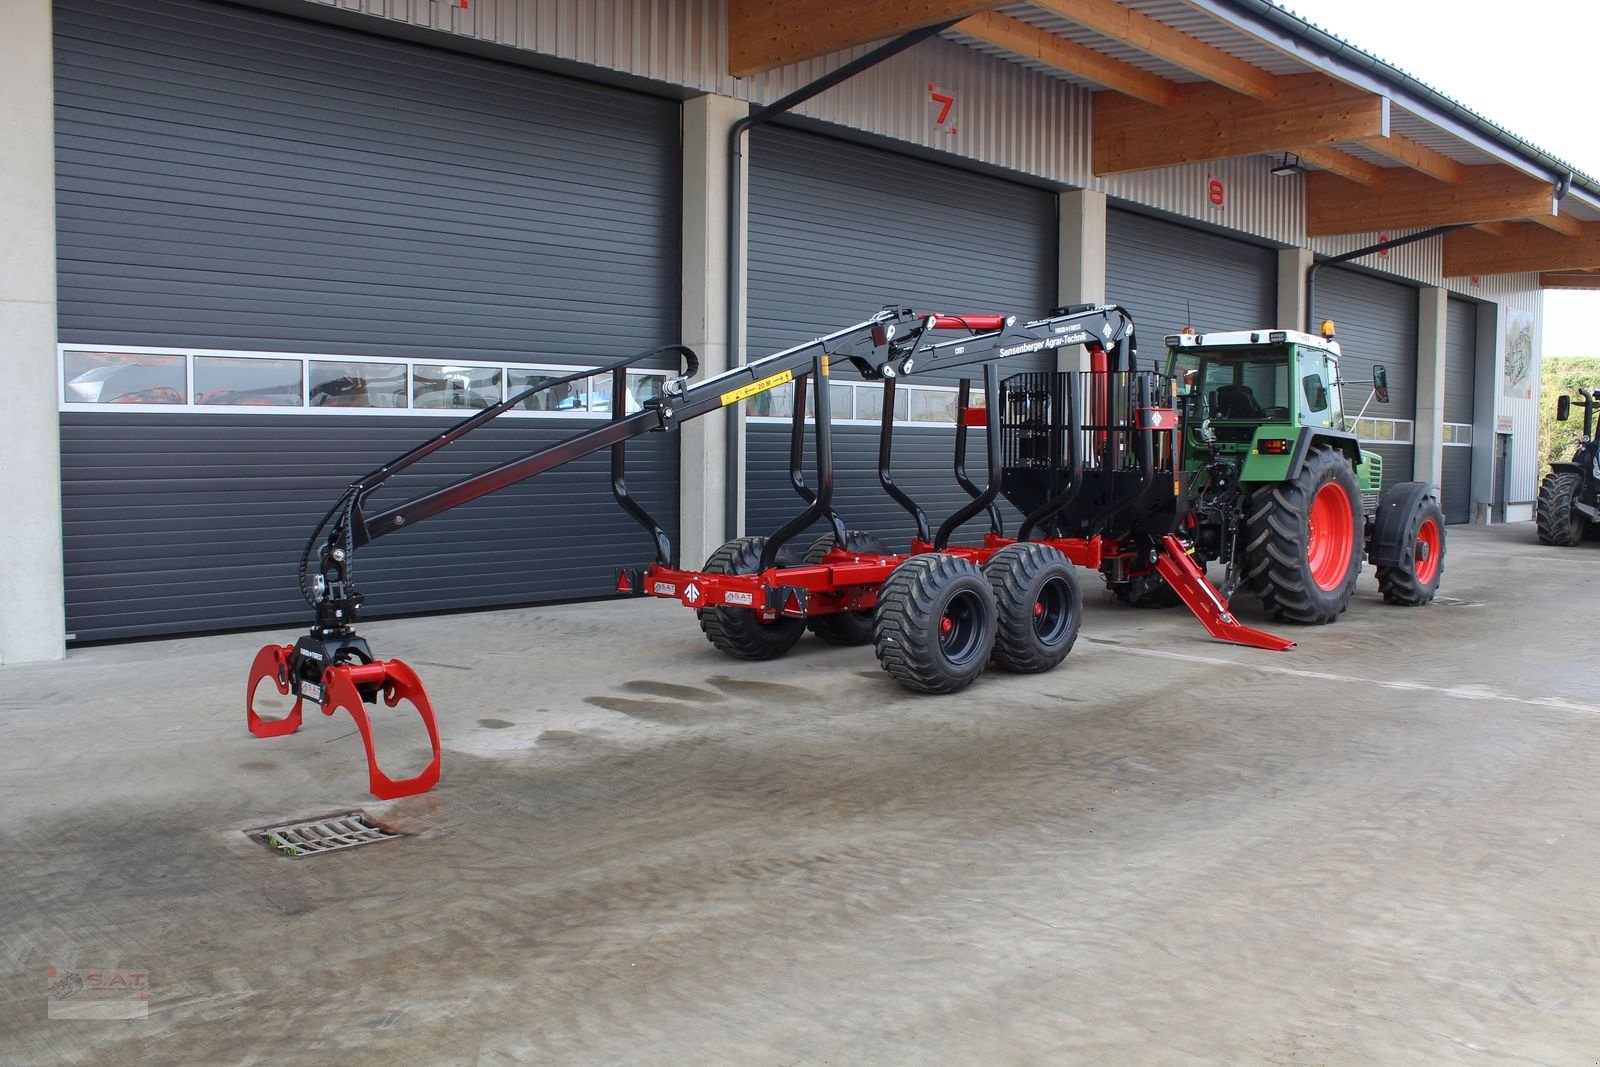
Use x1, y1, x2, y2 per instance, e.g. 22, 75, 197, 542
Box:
1537, 471, 1585, 546
1376, 493, 1446, 605
1242, 444, 1363, 625
696, 537, 806, 660
873, 554, 996, 694
985, 544, 1081, 673
803, 530, 891, 646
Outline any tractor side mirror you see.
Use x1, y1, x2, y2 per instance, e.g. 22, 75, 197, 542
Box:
1558, 394, 1572, 422
1372, 365, 1390, 405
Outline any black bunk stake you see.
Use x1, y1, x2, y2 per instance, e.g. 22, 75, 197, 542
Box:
952, 377, 1004, 538
609, 364, 673, 566
934, 363, 1004, 550
878, 376, 932, 545
761, 354, 846, 571
788, 374, 817, 506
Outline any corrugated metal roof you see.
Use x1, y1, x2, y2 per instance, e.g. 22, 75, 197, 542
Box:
997, 4, 1204, 83
1114, 0, 1310, 75
946, 26, 1106, 93
1387, 107, 1501, 167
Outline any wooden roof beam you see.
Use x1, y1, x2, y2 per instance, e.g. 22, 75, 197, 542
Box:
1443, 222, 1600, 276
1309, 168, 1556, 237
727, 0, 990, 77
1473, 221, 1510, 237
1540, 271, 1600, 290
1298, 147, 1384, 187
1094, 75, 1387, 175
1031, 0, 1279, 99
957, 11, 1182, 106
1356, 133, 1467, 184
1529, 212, 1584, 237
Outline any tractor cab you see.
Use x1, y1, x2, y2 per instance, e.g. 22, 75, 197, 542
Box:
1163, 328, 1345, 476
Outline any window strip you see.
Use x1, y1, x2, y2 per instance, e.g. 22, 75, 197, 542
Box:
58, 344, 669, 419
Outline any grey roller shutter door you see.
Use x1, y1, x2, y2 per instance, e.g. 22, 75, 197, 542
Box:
1106, 210, 1277, 345
56, 0, 680, 641
1313, 267, 1418, 491
1442, 299, 1477, 523
744, 126, 1057, 555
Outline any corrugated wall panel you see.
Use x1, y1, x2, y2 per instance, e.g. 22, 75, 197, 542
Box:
744, 125, 1056, 552
56, 0, 680, 639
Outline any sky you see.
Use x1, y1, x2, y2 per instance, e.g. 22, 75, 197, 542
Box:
1278, 0, 1600, 357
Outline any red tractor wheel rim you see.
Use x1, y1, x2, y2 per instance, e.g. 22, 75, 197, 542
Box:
1414, 518, 1441, 584
1306, 481, 1354, 591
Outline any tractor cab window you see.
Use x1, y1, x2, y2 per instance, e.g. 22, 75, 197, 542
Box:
1173, 349, 1291, 422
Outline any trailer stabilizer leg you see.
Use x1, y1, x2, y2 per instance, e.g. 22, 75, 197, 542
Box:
246, 643, 442, 799
1152, 535, 1296, 652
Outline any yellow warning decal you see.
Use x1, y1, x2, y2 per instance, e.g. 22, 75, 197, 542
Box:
720, 369, 793, 407
821, 356, 830, 377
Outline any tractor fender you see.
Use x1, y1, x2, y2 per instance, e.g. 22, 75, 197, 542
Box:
1286, 428, 1361, 480
1548, 461, 1585, 476
1366, 481, 1437, 567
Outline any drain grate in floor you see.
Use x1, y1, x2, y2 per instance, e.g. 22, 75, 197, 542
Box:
247, 812, 404, 857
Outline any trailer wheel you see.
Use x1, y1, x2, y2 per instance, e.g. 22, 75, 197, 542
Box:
1376, 493, 1446, 605
1242, 444, 1363, 625
803, 530, 891, 646
1536, 471, 1586, 546
873, 554, 996, 694
986, 544, 1081, 673
696, 537, 806, 660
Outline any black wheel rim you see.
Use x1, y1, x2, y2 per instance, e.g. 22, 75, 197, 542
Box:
938, 589, 986, 665
1032, 576, 1072, 643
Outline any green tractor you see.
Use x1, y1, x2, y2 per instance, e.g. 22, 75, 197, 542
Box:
1107, 324, 1445, 622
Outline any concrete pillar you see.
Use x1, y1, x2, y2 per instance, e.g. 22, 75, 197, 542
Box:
1413, 287, 1448, 488
0, 0, 66, 665
1057, 189, 1106, 372
1277, 247, 1314, 331
679, 94, 748, 569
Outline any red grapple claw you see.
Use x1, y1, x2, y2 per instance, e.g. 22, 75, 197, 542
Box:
322, 659, 442, 800
245, 644, 303, 737
244, 646, 441, 799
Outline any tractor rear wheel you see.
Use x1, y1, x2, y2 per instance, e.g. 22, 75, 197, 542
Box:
1243, 445, 1363, 625
697, 537, 806, 660
873, 554, 996, 694
1376, 493, 1446, 605
803, 530, 891, 646
1536, 471, 1586, 546
985, 543, 1081, 673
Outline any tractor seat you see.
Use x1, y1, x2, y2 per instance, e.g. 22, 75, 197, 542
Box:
1212, 384, 1265, 420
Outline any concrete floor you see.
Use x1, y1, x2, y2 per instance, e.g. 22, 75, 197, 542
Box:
2, 522, 1598, 1065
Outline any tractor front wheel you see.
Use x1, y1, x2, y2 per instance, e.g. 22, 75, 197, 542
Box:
986, 543, 1082, 673
1376, 493, 1446, 605
1536, 471, 1586, 546
873, 554, 996, 694
803, 529, 891, 646
1243, 445, 1363, 625
697, 537, 806, 660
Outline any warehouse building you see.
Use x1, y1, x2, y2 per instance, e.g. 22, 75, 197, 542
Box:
4, 0, 1597, 663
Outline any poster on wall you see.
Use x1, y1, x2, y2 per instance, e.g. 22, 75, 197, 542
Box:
1502, 308, 1534, 400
